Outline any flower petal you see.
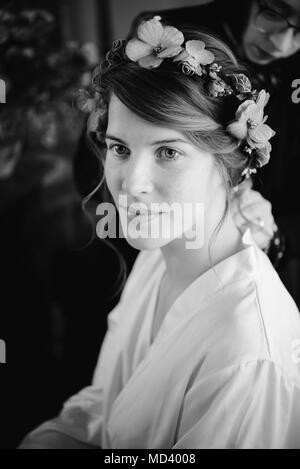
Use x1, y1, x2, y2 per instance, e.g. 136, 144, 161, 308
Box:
209, 80, 226, 96
173, 49, 189, 62
137, 18, 164, 47
197, 49, 215, 65
195, 65, 203, 76
126, 39, 153, 61
248, 123, 276, 145
255, 89, 270, 109
77, 91, 96, 113
185, 40, 205, 59
248, 90, 270, 123
246, 138, 257, 149
87, 109, 102, 132
138, 54, 163, 68
235, 100, 257, 121
248, 106, 264, 123
160, 26, 184, 48
227, 120, 248, 140
157, 45, 183, 58
185, 56, 199, 68
257, 142, 272, 163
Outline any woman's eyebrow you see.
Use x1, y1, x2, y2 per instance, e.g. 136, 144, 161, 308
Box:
105, 135, 189, 146
150, 138, 189, 146
105, 134, 128, 145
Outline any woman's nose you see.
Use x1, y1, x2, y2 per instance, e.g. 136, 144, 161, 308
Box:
269, 28, 294, 55
121, 155, 154, 196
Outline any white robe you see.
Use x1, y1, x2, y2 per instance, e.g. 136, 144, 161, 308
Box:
21, 233, 300, 449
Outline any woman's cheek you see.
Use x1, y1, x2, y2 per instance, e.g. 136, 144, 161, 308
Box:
104, 165, 118, 197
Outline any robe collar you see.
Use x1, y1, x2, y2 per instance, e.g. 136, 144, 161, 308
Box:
151, 229, 259, 345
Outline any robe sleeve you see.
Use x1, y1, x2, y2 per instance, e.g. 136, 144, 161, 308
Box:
173, 359, 300, 449
17, 387, 104, 449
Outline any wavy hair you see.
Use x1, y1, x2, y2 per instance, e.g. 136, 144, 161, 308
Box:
81, 28, 252, 295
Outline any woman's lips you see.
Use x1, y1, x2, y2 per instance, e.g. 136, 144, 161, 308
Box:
118, 204, 169, 226
127, 211, 163, 221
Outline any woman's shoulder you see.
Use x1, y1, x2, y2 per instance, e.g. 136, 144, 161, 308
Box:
251, 246, 300, 376
204, 244, 300, 381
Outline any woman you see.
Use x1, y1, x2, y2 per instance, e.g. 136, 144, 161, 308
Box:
128, 0, 300, 307
20, 17, 300, 449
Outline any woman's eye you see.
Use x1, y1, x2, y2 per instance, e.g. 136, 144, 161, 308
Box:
109, 145, 129, 157
158, 147, 181, 161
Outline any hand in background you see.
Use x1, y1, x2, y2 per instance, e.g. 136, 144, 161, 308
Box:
230, 178, 277, 251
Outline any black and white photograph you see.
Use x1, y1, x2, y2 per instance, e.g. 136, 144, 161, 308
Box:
1, 0, 300, 451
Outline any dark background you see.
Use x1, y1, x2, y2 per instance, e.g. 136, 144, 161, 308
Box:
0, 0, 210, 450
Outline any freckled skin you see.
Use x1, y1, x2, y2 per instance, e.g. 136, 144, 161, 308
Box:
104, 94, 225, 252
104, 93, 245, 298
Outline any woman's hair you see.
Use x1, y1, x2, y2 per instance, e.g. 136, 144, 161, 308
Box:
82, 28, 252, 295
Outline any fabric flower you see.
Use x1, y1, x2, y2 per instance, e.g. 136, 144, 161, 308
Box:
256, 141, 272, 167
180, 62, 196, 76
226, 90, 275, 149
87, 108, 105, 133
106, 39, 126, 66
77, 89, 107, 135
111, 39, 124, 54
77, 90, 97, 113
125, 16, 184, 69
241, 140, 273, 179
208, 79, 226, 97
230, 74, 252, 94
173, 40, 215, 76
208, 78, 233, 98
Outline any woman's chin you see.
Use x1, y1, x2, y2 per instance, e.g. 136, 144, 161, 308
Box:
124, 234, 173, 251
118, 212, 180, 250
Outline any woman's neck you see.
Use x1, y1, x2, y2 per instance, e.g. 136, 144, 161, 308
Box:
160, 212, 244, 290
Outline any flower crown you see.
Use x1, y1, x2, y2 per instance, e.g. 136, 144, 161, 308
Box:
78, 16, 276, 180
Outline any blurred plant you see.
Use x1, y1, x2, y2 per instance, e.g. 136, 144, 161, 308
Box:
0, 8, 99, 179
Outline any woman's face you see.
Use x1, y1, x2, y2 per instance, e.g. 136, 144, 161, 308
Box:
104, 94, 226, 251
